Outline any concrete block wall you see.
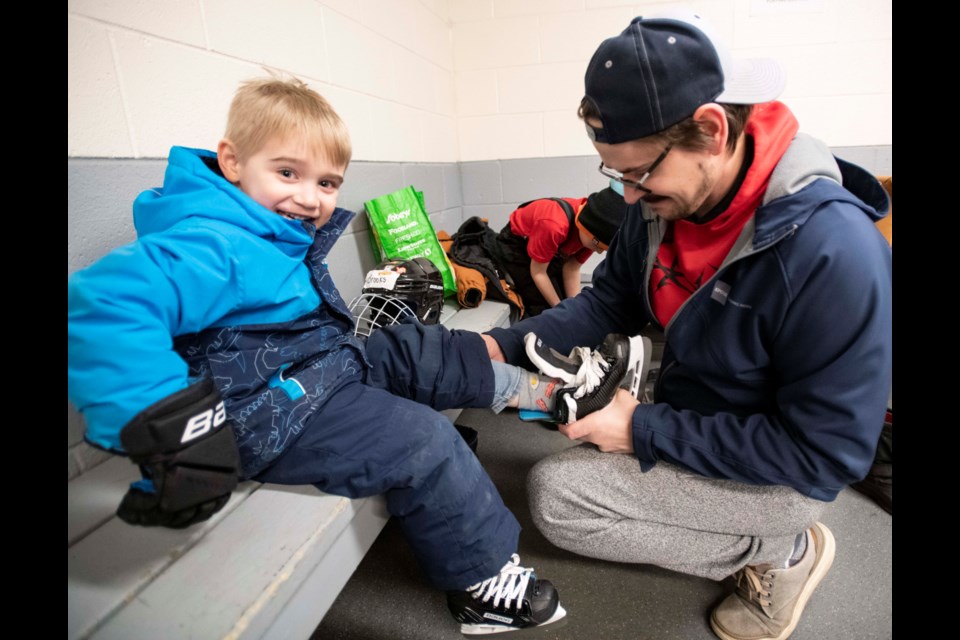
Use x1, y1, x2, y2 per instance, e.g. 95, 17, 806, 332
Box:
68, 0, 457, 162
451, 0, 892, 161
69, 1, 892, 164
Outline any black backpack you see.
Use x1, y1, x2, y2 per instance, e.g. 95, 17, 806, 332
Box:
516, 197, 576, 227
448, 216, 524, 321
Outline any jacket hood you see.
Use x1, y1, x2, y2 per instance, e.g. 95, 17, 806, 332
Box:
133, 146, 353, 260
634, 103, 889, 244
754, 133, 890, 244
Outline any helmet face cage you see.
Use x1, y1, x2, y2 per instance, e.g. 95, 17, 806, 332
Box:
348, 258, 445, 338
348, 293, 419, 339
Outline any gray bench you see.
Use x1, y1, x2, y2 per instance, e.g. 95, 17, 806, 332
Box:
67, 298, 512, 640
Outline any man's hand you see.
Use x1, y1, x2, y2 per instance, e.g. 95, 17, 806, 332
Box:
482, 334, 506, 362
117, 379, 241, 529
558, 388, 639, 453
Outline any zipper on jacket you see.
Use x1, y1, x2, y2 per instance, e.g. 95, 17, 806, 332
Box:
641, 216, 667, 333
662, 223, 799, 336
649, 221, 799, 401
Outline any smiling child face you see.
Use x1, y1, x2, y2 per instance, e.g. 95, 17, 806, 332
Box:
219, 135, 345, 228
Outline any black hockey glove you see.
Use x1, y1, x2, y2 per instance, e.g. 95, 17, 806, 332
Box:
116, 379, 241, 529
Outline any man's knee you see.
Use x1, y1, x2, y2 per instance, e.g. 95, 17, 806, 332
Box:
526, 454, 573, 537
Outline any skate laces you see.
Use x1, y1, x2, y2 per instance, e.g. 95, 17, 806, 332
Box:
568, 347, 611, 399
467, 554, 532, 612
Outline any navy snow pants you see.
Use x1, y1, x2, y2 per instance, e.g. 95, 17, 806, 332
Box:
253, 322, 520, 591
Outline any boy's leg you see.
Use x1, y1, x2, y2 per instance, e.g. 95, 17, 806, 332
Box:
546, 255, 567, 303
493, 225, 551, 317
364, 320, 496, 410
254, 378, 519, 591
365, 321, 565, 416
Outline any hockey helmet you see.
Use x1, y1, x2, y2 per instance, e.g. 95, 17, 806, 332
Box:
348, 257, 445, 338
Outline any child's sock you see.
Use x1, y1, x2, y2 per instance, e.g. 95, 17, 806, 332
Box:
786, 531, 807, 567
489, 360, 562, 414
516, 369, 561, 414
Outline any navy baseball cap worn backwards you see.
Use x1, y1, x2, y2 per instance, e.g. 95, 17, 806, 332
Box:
583, 10, 786, 144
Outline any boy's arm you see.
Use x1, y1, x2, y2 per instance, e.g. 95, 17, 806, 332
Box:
69, 228, 243, 527
561, 258, 582, 298
69, 227, 244, 448
522, 212, 585, 305
529, 260, 562, 307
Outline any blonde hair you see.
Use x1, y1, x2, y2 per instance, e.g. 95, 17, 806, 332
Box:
224, 75, 352, 167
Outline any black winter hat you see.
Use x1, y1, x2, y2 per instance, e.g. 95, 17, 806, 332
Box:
577, 187, 626, 248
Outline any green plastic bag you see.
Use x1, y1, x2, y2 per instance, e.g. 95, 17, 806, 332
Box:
364, 186, 456, 297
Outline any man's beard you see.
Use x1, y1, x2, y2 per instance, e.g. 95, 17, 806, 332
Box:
642, 163, 713, 222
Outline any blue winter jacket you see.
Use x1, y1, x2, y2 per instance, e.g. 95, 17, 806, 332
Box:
67, 146, 366, 477
487, 134, 892, 501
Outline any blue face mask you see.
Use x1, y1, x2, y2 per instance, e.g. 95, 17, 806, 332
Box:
609, 178, 624, 196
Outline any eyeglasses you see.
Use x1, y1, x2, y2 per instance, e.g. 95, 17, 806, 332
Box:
598, 145, 672, 195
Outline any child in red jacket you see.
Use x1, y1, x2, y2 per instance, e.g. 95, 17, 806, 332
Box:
495, 187, 625, 316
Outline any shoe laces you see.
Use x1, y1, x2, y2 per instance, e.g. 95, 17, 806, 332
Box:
467, 554, 532, 612
735, 564, 774, 610
568, 347, 611, 399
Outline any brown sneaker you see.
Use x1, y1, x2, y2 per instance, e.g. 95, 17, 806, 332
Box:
710, 522, 836, 640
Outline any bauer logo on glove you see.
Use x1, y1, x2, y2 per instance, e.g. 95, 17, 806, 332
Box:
117, 379, 240, 529
181, 402, 227, 444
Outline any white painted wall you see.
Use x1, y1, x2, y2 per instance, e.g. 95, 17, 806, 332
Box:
68, 0, 892, 163
67, 0, 458, 162
451, 0, 892, 161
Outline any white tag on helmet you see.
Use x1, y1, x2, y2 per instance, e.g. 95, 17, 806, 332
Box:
363, 269, 400, 291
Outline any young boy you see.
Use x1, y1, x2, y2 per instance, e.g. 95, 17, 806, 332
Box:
493, 187, 625, 316
67, 76, 578, 635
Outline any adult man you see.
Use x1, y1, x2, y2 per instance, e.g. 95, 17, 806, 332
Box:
482, 11, 891, 640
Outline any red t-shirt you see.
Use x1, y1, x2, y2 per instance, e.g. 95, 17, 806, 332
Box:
651, 102, 800, 327
508, 197, 592, 265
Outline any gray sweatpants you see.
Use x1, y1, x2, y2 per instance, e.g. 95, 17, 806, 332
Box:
527, 444, 825, 581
